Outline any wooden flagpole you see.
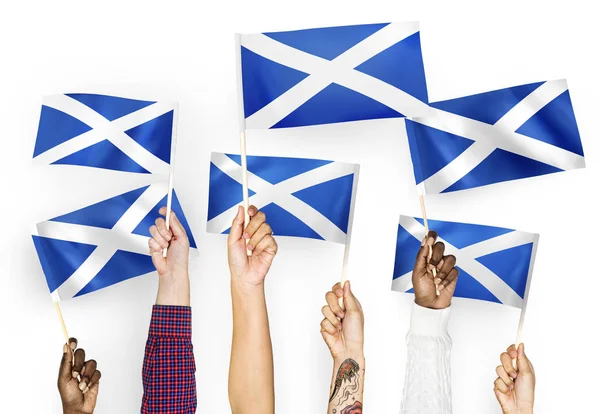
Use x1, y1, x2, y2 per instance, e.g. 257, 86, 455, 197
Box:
419, 195, 439, 295
235, 33, 251, 256
163, 102, 179, 258
54, 302, 69, 344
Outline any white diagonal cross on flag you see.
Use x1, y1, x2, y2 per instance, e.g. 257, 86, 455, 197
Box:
207, 153, 358, 244
414, 79, 585, 194
36, 182, 167, 300
33, 94, 174, 176
240, 22, 430, 129
391, 216, 538, 308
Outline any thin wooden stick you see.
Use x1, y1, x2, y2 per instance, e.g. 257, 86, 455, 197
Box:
55, 301, 69, 344
162, 103, 179, 258
419, 195, 439, 296
240, 131, 251, 256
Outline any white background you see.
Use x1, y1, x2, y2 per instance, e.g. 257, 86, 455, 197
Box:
1, 1, 599, 413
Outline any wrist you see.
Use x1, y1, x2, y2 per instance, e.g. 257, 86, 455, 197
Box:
333, 350, 364, 365
230, 273, 265, 295
156, 272, 190, 306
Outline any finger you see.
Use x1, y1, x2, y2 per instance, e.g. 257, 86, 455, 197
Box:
252, 234, 278, 257
495, 365, 513, 388
59, 343, 74, 382
506, 344, 518, 359
413, 245, 430, 275
343, 280, 361, 313
438, 268, 458, 292
247, 205, 258, 218
149, 238, 163, 254
330, 282, 343, 298
149, 225, 169, 249
79, 359, 97, 391
430, 241, 445, 266
247, 222, 272, 251
438, 255, 456, 279
320, 318, 338, 336
168, 210, 187, 240
500, 352, 518, 379
228, 206, 245, 245
154, 217, 172, 243
326, 291, 345, 318
88, 370, 101, 388
84, 370, 101, 396
426, 230, 437, 246
494, 377, 510, 394
72, 348, 85, 379
321, 305, 341, 329
244, 211, 266, 239
517, 343, 533, 374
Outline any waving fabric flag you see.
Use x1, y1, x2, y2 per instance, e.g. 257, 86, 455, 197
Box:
237, 22, 430, 129
32, 93, 176, 176
32, 183, 197, 301
406, 79, 585, 194
391, 215, 538, 308
207, 152, 359, 244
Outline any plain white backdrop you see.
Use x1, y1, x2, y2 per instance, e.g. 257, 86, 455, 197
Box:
1, 1, 599, 412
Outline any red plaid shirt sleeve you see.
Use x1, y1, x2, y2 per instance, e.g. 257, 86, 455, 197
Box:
141, 305, 197, 413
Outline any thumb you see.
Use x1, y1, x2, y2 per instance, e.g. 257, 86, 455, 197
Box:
413, 231, 436, 276
343, 281, 360, 312
228, 206, 245, 246
516, 343, 532, 374
58, 343, 73, 383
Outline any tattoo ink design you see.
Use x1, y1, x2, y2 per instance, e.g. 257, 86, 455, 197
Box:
341, 401, 362, 414
329, 359, 360, 402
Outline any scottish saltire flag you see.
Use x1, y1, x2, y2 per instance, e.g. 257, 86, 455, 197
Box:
32, 93, 176, 176
237, 22, 430, 129
207, 152, 359, 244
32, 182, 196, 301
391, 216, 538, 308
407, 79, 585, 194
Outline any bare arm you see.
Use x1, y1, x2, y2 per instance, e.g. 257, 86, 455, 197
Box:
227, 206, 278, 414
321, 282, 365, 414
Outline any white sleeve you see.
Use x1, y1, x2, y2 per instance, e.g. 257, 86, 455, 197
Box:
400, 303, 452, 414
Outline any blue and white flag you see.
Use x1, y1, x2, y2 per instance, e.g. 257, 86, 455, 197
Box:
406, 79, 585, 194
207, 152, 359, 244
237, 22, 429, 129
32, 183, 196, 301
32, 93, 177, 176
391, 215, 538, 308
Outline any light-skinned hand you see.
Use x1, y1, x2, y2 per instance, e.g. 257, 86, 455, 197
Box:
494, 343, 535, 414
320, 281, 364, 362
228, 205, 278, 288
148, 206, 190, 306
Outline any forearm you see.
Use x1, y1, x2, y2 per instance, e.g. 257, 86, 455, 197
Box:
328, 353, 365, 414
401, 304, 452, 414
228, 279, 274, 414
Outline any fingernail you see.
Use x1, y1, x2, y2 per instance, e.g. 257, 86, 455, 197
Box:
82, 386, 90, 394
79, 381, 87, 391
72, 371, 79, 379
438, 284, 445, 291
243, 232, 250, 239
335, 289, 343, 297
70, 342, 77, 351
434, 278, 441, 285
337, 312, 344, 319
247, 244, 254, 251
81, 366, 86, 376
510, 351, 517, 359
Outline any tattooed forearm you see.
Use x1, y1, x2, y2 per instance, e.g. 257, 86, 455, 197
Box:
328, 358, 364, 413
